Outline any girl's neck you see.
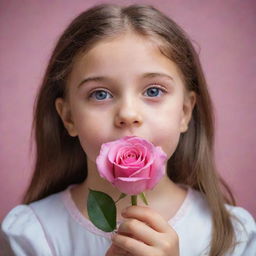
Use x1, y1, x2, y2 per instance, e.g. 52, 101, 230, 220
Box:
70, 158, 188, 221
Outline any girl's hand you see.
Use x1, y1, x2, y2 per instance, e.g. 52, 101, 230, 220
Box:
105, 206, 180, 256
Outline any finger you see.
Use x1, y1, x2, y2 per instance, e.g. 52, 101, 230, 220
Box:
121, 206, 169, 233
118, 218, 157, 246
112, 233, 155, 256
105, 244, 130, 256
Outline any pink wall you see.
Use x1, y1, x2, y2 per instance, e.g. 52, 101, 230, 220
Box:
0, 0, 255, 220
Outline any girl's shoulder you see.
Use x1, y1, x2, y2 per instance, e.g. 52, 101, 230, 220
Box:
225, 203, 255, 227
1, 204, 54, 255
187, 189, 256, 256
190, 187, 256, 254
188, 186, 255, 228
1, 189, 66, 256
225, 204, 256, 252
192, 187, 256, 237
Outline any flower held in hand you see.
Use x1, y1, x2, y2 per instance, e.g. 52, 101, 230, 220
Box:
87, 136, 167, 232
96, 136, 167, 195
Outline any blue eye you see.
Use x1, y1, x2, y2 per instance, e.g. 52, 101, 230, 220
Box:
145, 87, 165, 97
89, 86, 166, 101
89, 90, 112, 101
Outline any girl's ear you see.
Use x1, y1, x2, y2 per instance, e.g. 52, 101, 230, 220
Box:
55, 97, 78, 137
180, 91, 196, 133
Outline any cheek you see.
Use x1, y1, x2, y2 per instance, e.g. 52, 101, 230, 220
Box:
73, 109, 111, 162
153, 122, 181, 159
150, 107, 183, 159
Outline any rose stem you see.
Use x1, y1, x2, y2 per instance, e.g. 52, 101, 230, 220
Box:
115, 193, 127, 204
131, 195, 137, 206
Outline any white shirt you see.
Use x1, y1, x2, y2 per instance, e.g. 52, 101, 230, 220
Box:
1, 184, 255, 256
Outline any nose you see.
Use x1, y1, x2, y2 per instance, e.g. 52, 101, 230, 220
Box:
114, 98, 143, 128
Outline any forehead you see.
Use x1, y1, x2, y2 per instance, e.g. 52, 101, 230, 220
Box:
68, 32, 184, 87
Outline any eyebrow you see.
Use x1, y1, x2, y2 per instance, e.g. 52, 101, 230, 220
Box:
77, 72, 174, 88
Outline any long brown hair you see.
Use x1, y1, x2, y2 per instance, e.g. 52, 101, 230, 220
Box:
23, 3, 238, 255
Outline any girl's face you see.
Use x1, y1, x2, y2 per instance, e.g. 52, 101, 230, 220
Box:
56, 32, 196, 163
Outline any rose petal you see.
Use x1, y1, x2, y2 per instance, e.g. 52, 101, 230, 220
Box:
147, 146, 167, 190
96, 144, 115, 182
122, 149, 137, 164
114, 177, 150, 195
108, 143, 127, 163
130, 165, 151, 178
117, 145, 146, 167
113, 163, 140, 177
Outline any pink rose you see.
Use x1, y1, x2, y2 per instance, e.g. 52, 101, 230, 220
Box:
96, 136, 167, 195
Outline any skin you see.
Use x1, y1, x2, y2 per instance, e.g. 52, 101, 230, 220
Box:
55, 31, 196, 256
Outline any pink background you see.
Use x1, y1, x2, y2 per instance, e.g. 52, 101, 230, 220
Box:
0, 0, 255, 221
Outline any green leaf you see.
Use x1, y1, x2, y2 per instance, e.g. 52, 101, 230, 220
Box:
87, 189, 117, 232
139, 192, 148, 205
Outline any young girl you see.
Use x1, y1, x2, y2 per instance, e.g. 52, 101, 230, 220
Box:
1, 3, 255, 256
